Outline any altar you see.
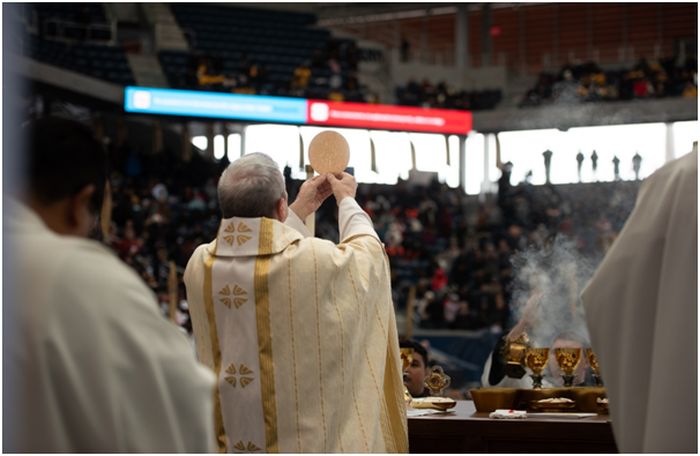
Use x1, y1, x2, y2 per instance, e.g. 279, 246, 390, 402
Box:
408, 401, 618, 453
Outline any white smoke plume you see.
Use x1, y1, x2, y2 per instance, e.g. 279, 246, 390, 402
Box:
509, 235, 596, 347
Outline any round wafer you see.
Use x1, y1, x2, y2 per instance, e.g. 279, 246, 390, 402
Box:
308, 131, 350, 174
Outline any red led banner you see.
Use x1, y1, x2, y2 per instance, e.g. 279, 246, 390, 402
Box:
306, 100, 472, 134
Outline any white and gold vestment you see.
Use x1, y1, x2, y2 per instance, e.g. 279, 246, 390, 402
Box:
582, 149, 697, 452
5, 200, 216, 452
185, 197, 408, 453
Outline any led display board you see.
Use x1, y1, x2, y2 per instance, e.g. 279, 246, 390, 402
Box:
124, 87, 307, 123
124, 87, 472, 135
306, 99, 472, 134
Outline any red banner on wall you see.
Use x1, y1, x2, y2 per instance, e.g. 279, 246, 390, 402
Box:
306, 100, 472, 135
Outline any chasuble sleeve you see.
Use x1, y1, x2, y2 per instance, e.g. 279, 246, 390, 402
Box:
582, 150, 697, 453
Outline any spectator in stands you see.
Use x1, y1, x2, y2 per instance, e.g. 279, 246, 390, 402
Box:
682, 80, 698, 98
400, 37, 411, 62
552, 67, 579, 103
632, 152, 642, 180
4, 117, 215, 452
576, 150, 585, 182
591, 150, 599, 177
543, 149, 553, 184
196, 56, 225, 89
612, 155, 621, 181
290, 60, 311, 96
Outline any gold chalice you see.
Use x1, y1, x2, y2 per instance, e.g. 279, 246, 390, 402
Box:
424, 365, 451, 397
585, 348, 603, 386
524, 348, 549, 389
555, 347, 582, 387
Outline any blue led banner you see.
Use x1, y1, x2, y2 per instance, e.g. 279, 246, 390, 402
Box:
124, 86, 308, 124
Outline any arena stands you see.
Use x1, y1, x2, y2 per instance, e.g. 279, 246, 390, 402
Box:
33, 3, 111, 41
395, 78, 503, 110
520, 57, 698, 107
161, 5, 373, 102
13, 4, 134, 86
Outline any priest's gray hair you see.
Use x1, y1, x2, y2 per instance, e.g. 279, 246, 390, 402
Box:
217, 152, 287, 218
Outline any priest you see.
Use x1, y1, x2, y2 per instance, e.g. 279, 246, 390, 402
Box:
582, 145, 697, 452
184, 152, 408, 453
4, 117, 216, 452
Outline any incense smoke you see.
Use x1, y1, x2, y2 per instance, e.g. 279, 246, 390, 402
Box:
509, 235, 596, 347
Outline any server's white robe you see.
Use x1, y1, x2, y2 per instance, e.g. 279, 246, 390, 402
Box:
581, 149, 697, 453
4, 200, 216, 452
184, 197, 408, 453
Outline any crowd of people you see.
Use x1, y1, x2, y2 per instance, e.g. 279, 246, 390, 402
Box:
190, 38, 375, 103
520, 56, 698, 107
102, 140, 639, 338
395, 78, 503, 110
359, 174, 635, 333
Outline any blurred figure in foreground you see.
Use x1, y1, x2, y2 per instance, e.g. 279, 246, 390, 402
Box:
582, 144, 697, 453
3, 117, 215, 452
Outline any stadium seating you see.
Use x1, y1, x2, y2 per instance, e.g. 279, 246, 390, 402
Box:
15, 4, 135, 86
165, 4, 331, 95
520, 58, 698, 107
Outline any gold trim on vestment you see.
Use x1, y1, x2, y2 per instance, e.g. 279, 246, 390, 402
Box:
347, 264, 403, 452
385, 345, 409, 453
345, 266, 371, 452
286, 257, 303, 453
330, 279, 345, 452
204, 241, 228, 452
255, 218, 279, 452
311, 243, 329, 449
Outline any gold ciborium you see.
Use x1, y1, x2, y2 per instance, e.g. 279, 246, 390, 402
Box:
524, 347, 549, 389
585, 348, 603, 386
555, 347, 582, 387
503, 334, 529, 379
424, 365, 451, 397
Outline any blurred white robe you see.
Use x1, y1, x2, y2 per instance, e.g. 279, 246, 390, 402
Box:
582, 149, 697, 453
4, 200, 216, 452
184, 197, 408, 453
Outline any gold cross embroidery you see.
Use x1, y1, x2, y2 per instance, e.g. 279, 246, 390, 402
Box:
219, 284, 248, 309
224, 363, 255, 388
233, 440, 262, 452
222, 222, 253, 246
